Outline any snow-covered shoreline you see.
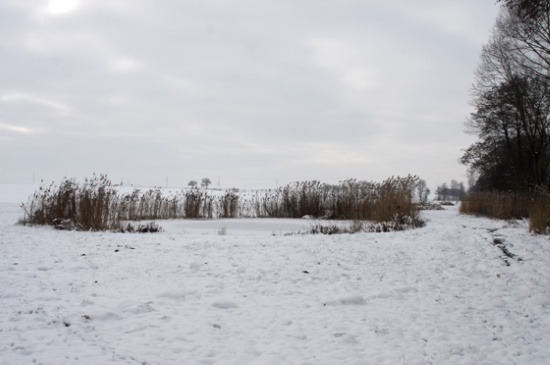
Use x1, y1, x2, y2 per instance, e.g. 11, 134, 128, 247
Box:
1, 203, 549, 364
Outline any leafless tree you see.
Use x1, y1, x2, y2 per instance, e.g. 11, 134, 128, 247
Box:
462, 8, 550, 191
497, 0, 549, 22
201, 177, 212, 189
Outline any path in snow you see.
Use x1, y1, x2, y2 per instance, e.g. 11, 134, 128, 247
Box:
1, 203, 549, 364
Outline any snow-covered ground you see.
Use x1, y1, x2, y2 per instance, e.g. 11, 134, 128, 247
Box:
1, 190, 550, 364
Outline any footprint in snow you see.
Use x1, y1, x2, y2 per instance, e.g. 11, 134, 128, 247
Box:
333, 332, 359, 344
324, 294, 366, 306
211, 300, 239, 309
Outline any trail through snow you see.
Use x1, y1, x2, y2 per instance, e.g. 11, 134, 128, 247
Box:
1, 202, 549, 364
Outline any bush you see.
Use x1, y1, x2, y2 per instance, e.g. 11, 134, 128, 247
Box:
307, 220, 364, 235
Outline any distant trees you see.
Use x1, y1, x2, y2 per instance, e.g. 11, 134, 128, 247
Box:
415, 179, 430, 203
461, 5, 550, 192
435, 180, 465, 201
187, 178, 212, 189
201, 177, 212, 189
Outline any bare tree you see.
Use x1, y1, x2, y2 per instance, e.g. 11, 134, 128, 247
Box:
188, 180, 198, 188
462, 8, 550, 191
496, 10, 550, 81
201, 177, 212, 189
435, 181, 465, 201
497, 0, 549, 21
415, 179, 430, 203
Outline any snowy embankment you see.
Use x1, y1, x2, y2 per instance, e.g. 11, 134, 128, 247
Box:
1, 198, 549, 364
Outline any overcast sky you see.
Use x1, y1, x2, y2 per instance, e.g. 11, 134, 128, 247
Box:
0, 0, 500, 189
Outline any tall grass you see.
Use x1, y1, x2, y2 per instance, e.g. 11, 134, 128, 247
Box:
244, 175, 424, 230
21, 174, 425, 232
529, 190, 550, 234
183, 188, 216, 219
220, 189, 239, 218
459, 191, 530, 219
118, 187, 182, 221
460, 190, 550, 235
21, 174, 121, 231
22, 174, 546, 234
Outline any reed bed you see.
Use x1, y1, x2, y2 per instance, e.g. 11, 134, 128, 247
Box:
21, 174, 424, 232
460, 189, 550, 234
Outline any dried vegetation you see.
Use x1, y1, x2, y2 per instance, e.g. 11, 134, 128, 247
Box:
20, 174, 425, 233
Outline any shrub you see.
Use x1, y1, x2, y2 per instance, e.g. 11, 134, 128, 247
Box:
121, 221, 163, 233
308, 222, 347, 235
307, 220, 366, 235
135, 221, 163, 233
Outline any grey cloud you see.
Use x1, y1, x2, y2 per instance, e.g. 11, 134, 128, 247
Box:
0, 1, 500, 189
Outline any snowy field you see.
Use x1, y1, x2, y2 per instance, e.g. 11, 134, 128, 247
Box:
1, 186, 550, 364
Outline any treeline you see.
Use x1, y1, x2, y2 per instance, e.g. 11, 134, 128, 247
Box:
20, 174, 425, 232
460, 0, 550, 233
435, 180, 466, 202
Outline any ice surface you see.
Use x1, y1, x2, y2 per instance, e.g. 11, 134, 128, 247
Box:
1, 198, 550, 364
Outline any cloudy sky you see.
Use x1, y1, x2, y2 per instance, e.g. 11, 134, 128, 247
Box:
0, 0, 500, 189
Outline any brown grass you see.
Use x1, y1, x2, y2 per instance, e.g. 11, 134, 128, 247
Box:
249, 175, 424, 230
220, 189, 239, 218
459, 191, 530, 220
21, 174, 121, 231
529, 192, 550, 234
20, 174, 425, 232
307, 220, 365, 235
460, 190, 550, 235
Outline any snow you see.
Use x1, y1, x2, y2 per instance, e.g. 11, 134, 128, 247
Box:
1, 192, 550, 364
